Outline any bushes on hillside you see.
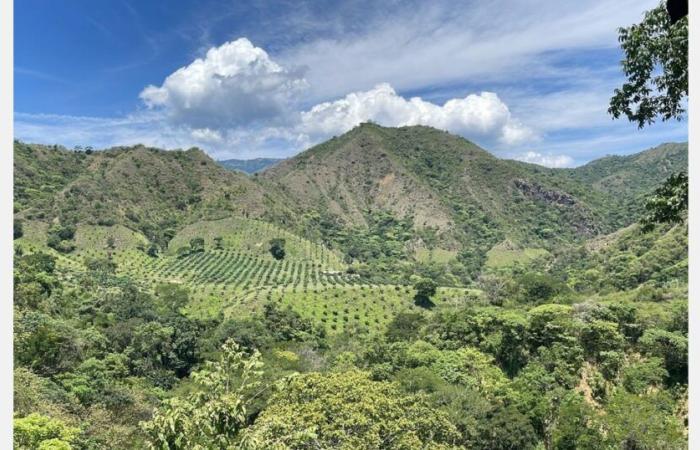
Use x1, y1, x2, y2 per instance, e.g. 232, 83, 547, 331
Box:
46, 224, 76, 253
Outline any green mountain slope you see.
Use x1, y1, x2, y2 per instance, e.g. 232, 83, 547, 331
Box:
14, 129, 687, 281
14, 142, 298, 247
262, 123, 687, 276
563, 142, 687, 219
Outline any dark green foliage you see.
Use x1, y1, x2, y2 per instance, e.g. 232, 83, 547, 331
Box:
46, 224, 76, 253
641, 172, 688, 231
14, 311, 85, 376
154, 283, 189, 313
85, 257, 117, 274
603, 390, 685, 448
517, 272, 569, 303
609, 2, 688, 128
579, 320, 625, 360
189, 237, 205, 253
552, 393, 605, 450
385, 311, 427, 342
413, 277, 437, 308
262, 302, 325, 344
14, 218, 23, 239
622, 357, 668, 393
269, 238, 286, 260
638, 328, 687, 384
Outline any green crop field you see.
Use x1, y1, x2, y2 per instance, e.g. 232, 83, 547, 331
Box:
167, 217, 346, 269
15, 218, 481, 333
231, 284, 480, 335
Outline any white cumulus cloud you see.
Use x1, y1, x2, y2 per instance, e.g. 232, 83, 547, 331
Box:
190, 127, 223, 143
515, 151, 574, 168
299, 83, 536, 145
140, 38, 307, 129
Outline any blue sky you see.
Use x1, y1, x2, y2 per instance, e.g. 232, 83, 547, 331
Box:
14, 0, 688, 165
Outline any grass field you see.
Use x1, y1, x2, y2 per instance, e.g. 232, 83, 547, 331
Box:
485, 245, 549, 268
415, 247, 458, 264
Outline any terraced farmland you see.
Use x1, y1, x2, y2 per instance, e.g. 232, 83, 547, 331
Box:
15, 218, 480, 333
108, 248, 359, 318
167, 216, 345, 269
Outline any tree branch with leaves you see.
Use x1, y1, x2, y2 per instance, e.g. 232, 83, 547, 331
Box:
609, 2, 687, 128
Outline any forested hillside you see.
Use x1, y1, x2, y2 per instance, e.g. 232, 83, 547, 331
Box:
14, 142, 300, 250
264, 123, 687, 282
12, 130, 688, 449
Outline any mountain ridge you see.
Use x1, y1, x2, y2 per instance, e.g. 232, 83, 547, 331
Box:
13, 125, 687, 278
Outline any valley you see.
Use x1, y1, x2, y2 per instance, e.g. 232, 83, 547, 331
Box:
12, 125, 689, 449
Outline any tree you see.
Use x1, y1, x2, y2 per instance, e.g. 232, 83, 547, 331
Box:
551, 393, 605, 450
603, 390, 684, 449
608, 2, 688, 128
430, 347, 509, 395
621, 357, 667, 394
476, 272, 509, 306
473, 404, 538, 450
640, 172, 688, 231
141, 339, 264, 449
14, 311, 83, 376
385, 311, 427, 342
269, 238, 286, 260
245, 370, 460, 449
46, 224, 77, 254
13, 413, 80, 450
155, 283, 190, 314
163, 228, 177, 248
638, 328, 687, 384
579, 320, 625, 360
413, 278, 437, 308
262, 302, 323, 343
85, 257, 117, 274
518, 273, 567, 304
528, 304, 575, 350
189, 237, 205, 253
213, 236, 224, 250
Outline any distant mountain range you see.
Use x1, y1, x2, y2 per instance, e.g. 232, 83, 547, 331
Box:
218, 157, 284, 174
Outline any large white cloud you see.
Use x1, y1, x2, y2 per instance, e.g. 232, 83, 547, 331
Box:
140, 38, 307, 128
514, 151, 574, 168
299, 83, 536, 145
